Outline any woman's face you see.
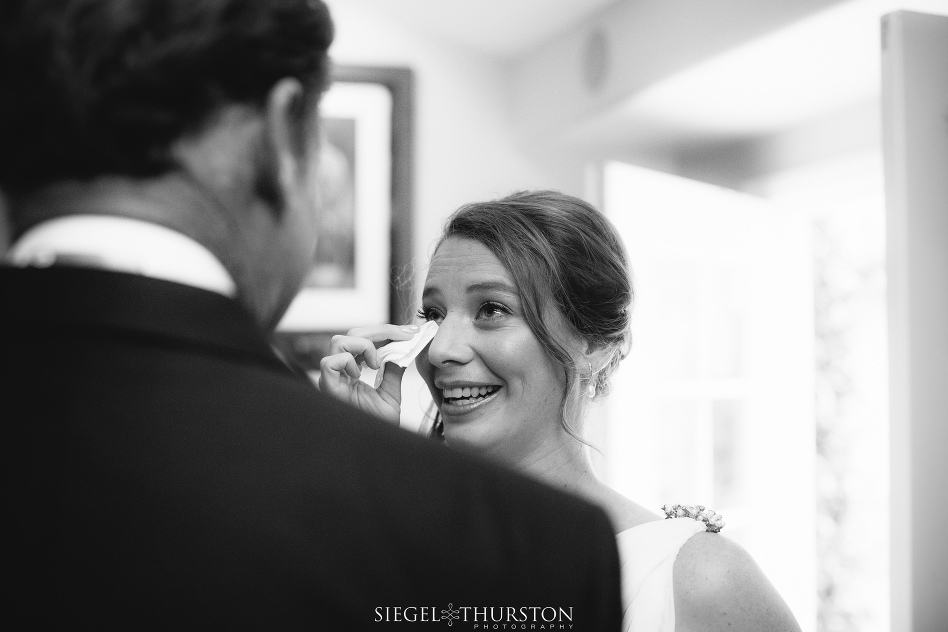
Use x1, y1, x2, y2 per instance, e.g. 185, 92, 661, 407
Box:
415, 236, 568, 464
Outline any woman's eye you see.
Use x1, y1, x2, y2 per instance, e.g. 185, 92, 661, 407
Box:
477, 301, 510, 320
416, 307, 444, 323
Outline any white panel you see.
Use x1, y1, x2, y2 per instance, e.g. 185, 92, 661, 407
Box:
279, 82, 392, 331
881, 10, 948, 632
600, 161, 816, 630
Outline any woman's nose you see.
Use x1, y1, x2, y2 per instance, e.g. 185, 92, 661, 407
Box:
425, 314, 474, 367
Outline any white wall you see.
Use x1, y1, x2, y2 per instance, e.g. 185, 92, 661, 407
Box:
324, 0, 585, 282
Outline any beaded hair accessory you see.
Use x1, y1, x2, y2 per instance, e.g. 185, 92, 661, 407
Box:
662, 504, 725, 533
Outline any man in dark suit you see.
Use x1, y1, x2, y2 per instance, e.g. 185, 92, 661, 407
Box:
0, 1, 623, 628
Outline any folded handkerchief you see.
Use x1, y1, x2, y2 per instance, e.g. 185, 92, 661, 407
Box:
360, 320, 439, 388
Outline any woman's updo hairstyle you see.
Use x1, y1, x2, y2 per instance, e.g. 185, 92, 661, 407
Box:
438, 190, 633, 438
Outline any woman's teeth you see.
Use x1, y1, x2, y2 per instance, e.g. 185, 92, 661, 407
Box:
442, 385, 500, 402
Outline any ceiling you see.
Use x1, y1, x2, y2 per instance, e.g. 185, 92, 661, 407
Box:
621, 0, 948, 135
564, 0, 948, 152
335, 0, 948, 149
345, 0, 619, 58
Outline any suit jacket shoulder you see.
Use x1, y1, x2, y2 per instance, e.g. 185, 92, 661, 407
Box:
2, 266, 623, 630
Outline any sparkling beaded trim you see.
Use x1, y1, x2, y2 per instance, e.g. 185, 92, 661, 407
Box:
662, 504, 725, 533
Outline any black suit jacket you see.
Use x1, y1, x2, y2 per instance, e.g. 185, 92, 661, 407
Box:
3, 265, 622, 630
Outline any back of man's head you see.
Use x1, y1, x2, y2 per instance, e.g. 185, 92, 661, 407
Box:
0, 0, 333, 200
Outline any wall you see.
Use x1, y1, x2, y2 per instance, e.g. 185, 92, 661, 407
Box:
324, 0, 585, 287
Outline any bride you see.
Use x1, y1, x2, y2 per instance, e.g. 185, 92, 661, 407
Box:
319, 190, 801, 632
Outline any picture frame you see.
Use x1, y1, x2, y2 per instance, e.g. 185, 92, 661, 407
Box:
272, 65, 414, 372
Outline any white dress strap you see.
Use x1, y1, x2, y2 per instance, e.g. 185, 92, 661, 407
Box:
616, 517, 707, 632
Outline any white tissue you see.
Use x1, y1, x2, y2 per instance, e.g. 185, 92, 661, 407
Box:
360, 320, 439, 388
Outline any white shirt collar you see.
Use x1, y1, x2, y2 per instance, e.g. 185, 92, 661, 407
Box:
6, 215, 237, 297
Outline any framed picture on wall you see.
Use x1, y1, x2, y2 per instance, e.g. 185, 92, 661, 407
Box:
272, 65, 414, 372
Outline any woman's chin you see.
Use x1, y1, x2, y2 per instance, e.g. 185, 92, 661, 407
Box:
440, 424, 491, 456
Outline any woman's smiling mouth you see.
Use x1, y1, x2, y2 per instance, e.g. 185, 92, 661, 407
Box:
440, 385, 502, 414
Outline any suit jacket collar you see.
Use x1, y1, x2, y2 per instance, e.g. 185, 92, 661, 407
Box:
2, 265, 292, 374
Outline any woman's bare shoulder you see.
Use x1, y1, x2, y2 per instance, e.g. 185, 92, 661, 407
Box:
672, 532, 802, 632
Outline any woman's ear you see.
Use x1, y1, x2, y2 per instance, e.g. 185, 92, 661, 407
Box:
584, 342, 613, 376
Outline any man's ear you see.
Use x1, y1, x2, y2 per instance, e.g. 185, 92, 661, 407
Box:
260, 77, 308, 215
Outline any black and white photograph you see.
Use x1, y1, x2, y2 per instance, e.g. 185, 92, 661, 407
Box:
2, 0, 946, 630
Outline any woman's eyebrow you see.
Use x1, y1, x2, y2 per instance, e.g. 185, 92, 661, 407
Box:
421, 286, 441, 301
466, 281, 519, 296
422, 280, 519, 301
